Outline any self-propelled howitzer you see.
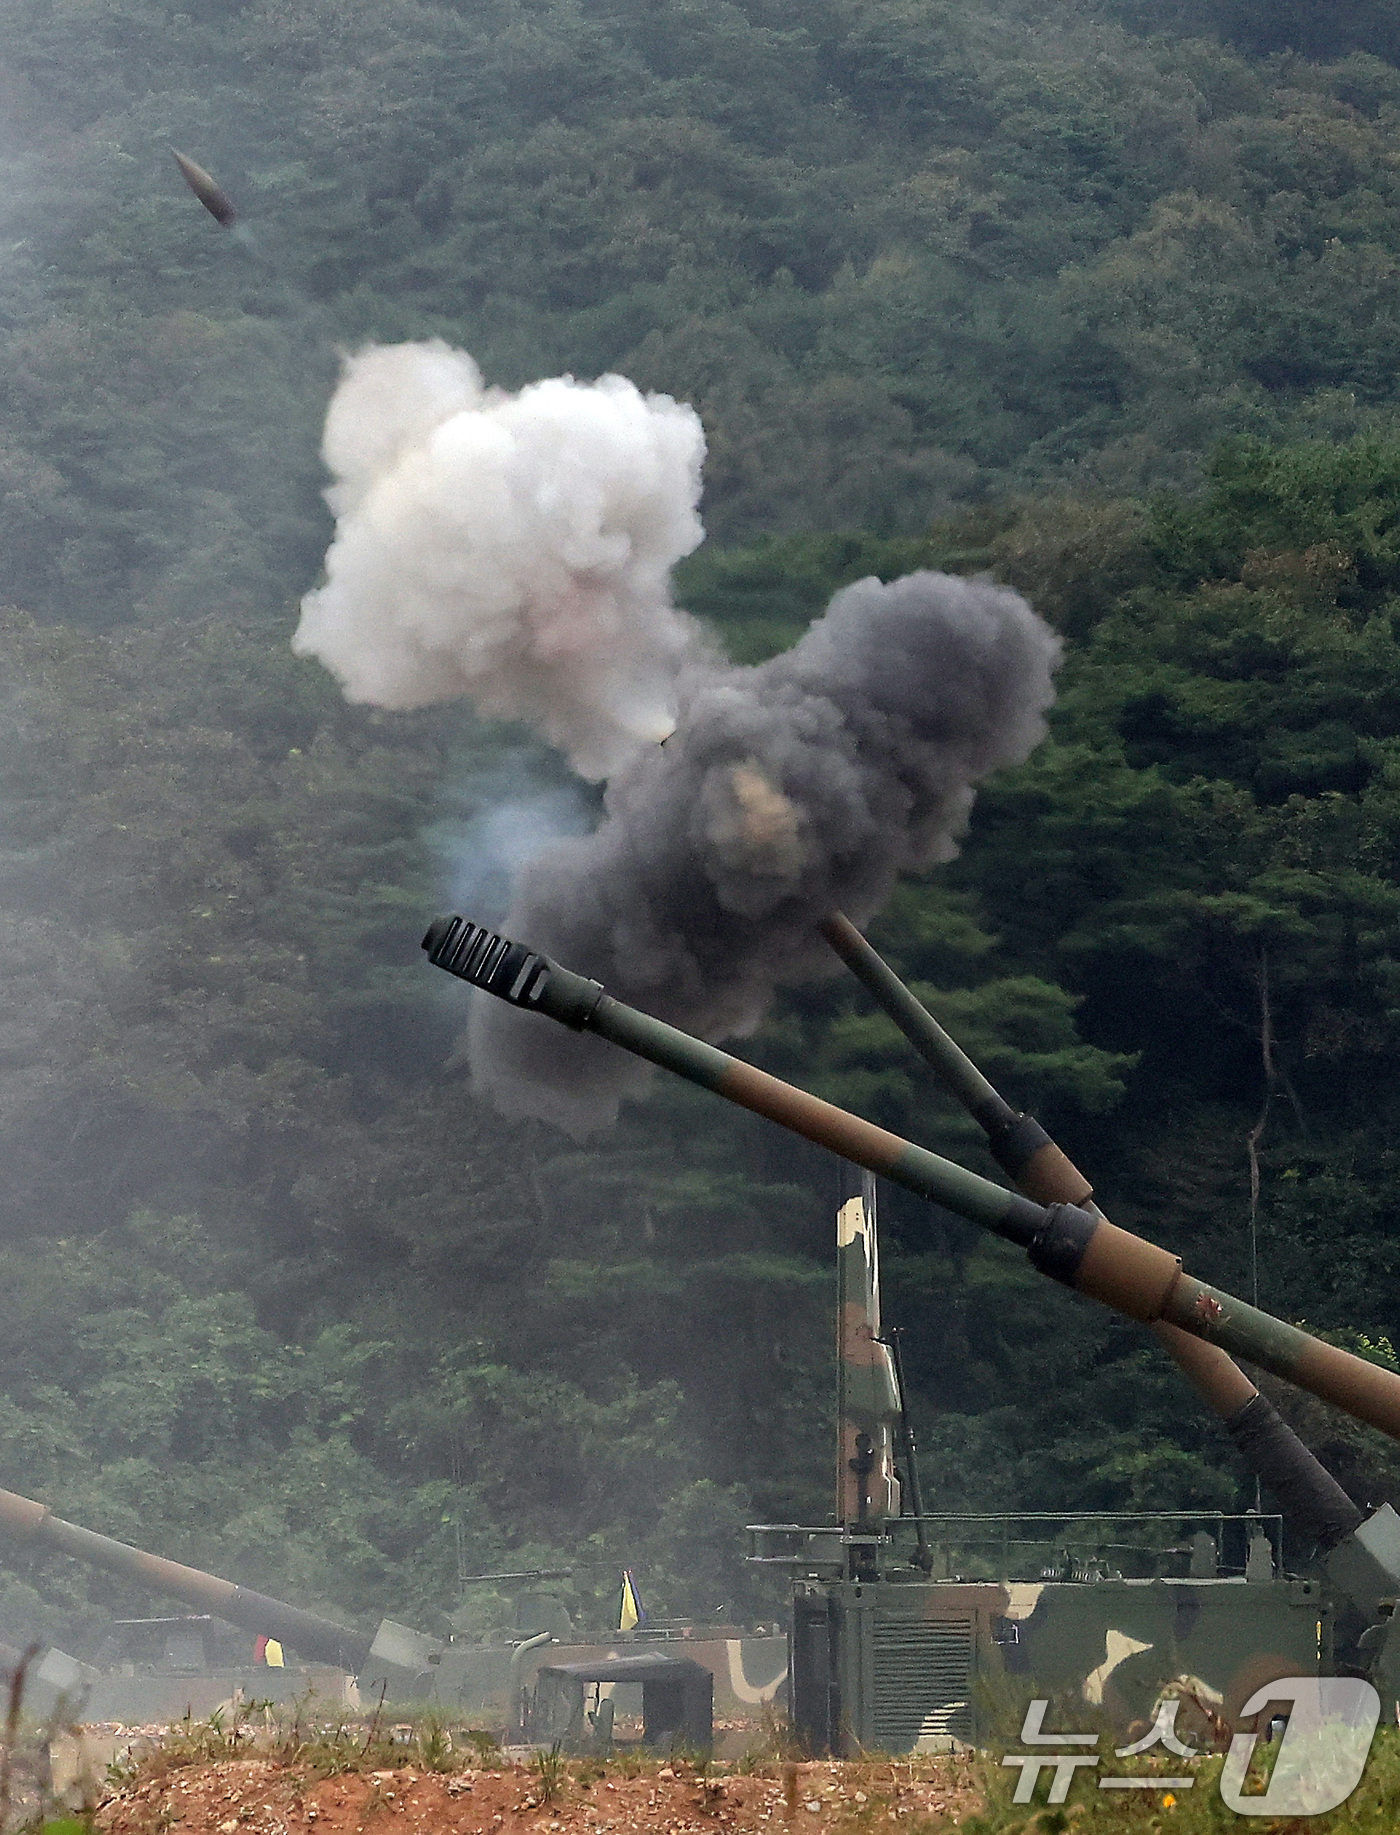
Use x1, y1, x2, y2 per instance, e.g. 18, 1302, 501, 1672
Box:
0, 1485, 791, 1732
0, 1486, 373, 1674
817, 913, 1372, 1555
423, 916, 1400, 1447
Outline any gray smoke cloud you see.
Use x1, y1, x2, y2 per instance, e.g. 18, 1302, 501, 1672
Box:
471, 570, 1061, 1133
294, 344, 1061, 1134
433, 756, 597, 927
293, 341, 710, 779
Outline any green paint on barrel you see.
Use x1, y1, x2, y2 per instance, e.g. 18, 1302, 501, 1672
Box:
423, 913, 1400, 1452
595, 996, 1037, 1239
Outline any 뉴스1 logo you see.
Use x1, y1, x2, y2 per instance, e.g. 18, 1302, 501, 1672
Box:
1220, 1678, 1380, 1816
1003, 1678, 1381, 1816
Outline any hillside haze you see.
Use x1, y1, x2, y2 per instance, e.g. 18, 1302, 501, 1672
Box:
1, 0, 1400, 1655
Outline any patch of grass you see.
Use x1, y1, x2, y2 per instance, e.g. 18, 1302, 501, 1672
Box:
604, 1748, 652, 1779
959, 1722, 1400, 1832
412, 1719, 456, 1774
532, 1742, 565, 1804
459, 1727, 504, 1768
735, 1707, 806, 1770
117, 1698, 513, 1791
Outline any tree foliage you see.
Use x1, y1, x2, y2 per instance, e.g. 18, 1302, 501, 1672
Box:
9, 4, 1400, 619
4, 1, 1400, 1653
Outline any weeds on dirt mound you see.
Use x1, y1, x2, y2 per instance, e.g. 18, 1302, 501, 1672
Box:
734, 1708, 805, 1770
532, 1743, 565, 1804
122, 1698, 505, 1789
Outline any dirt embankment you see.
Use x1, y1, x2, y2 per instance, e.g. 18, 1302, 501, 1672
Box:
97, 1755, 981, 1835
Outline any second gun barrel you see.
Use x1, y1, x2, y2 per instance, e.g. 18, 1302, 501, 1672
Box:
0, 1487, 372, 1672
424, 915, 1400, 1448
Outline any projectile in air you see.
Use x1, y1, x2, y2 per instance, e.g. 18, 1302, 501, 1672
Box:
172, 149, 238, 228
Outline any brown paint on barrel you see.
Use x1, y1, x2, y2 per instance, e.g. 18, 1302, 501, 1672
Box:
1151, 1322, 1258, 1417
0, 1489, 48, 1540
104, 1547, 239, 1614
42, 1519, 242, 1615
1015, 1140, 1094, 1208
720, 1060, 909, 1173
1070, 1221, 1183, 1323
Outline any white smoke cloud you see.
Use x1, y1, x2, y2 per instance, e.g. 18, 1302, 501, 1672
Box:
297, 342, 1063, 1136
293, 341, 711, 779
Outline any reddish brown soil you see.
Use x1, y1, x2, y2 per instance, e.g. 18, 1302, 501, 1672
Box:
97, 1756, 981, 1835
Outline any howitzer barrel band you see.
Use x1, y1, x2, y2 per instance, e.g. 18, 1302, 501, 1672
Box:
991, 1120, 1095, 1208
1027, 1210, 1183, 1322
986, 1111, 1053, 1175
1026, 1203, 1099, 1285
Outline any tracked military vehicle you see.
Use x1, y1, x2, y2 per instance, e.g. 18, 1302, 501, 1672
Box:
751, 1178, 1332, 1752
0, 1484, 786, 1733
427, 914, 1400, 1750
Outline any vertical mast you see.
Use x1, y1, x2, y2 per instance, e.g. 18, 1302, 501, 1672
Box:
836, 1173, 902, 1534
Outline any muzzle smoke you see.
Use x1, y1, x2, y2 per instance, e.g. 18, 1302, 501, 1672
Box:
293, 341, 709, 778
299, 343, 1061, 1134
474, 570, 1060, 1132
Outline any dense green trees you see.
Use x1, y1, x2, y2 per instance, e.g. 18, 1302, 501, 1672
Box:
5, 0, 1400, 1657
10, 4, 1400, 622
11, 436, 1400, 1651
686, 438, 1400, 1525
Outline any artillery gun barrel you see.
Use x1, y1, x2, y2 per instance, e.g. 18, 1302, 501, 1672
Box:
0, 1488, 372, 1672
425, 916, 1400, 1449
818, 911, 1093, 1206
819, 912, 1364, 1549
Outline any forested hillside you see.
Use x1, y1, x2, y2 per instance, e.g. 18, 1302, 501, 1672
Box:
3, 0, 1400, 1656
10, 0, 1400, 619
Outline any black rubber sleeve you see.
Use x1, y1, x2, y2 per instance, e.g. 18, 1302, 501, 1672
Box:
1223, 1394, 1365, 1549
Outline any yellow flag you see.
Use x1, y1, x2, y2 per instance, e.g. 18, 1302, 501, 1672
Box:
619, 1570, 643, 1632
263, 1637, 285, 1668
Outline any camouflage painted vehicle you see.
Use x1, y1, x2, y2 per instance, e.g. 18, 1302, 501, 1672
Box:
0, 1481, 788, 1730
376, 1626, 786, 1734
762, 1170, 1332, 1754
427, 915, 1400, 1748
788, 1559, 1325, 1752
815, 918, 1400, 1733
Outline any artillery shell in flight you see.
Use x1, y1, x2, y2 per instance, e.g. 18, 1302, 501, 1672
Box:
172, 149, 238, 227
